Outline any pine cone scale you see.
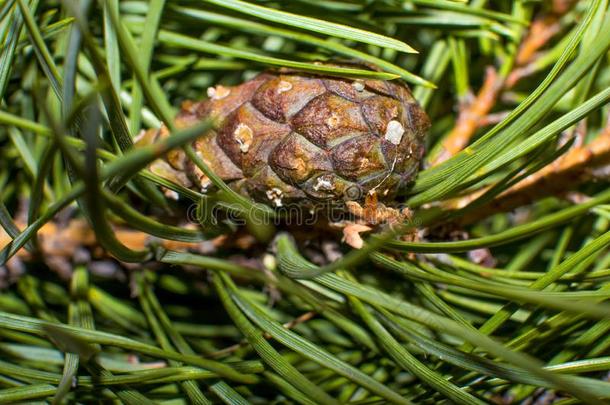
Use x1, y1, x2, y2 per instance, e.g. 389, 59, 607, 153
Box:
269, 132, 333, 184
251, 75, 327, 123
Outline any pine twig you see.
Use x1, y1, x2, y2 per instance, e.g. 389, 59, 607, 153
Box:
454, 124, 610, 224
430, 67, 502, 166
506, 15, 563, 88
431, 4, 575, 167
0, 218, 215, 269
515, 16, 562, 67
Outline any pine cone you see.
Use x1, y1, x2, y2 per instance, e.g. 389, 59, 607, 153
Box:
145, 66, 430, 209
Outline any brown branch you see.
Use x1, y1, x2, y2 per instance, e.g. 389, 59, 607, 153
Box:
516, 17, 562, 67
454, 125, 610, 224
506, 1, 577, 89
551, 0, 578, 15
431, 6, 573, 167
431, 67, 502, 166
1, 218, 223, 273
505, 17, 562, 89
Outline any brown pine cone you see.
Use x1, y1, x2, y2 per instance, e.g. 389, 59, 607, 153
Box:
142, 65, 430, 209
